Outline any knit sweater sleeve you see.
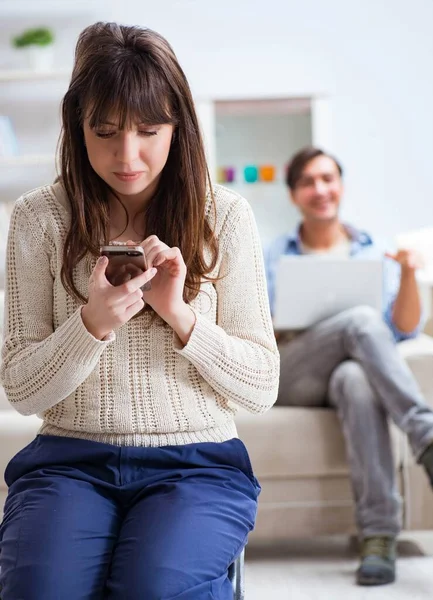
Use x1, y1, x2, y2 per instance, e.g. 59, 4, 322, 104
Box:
0, 201, 112, 416
175, 197, 280, 414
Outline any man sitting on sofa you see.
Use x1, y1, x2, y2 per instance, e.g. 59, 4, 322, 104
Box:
264, 146, 433, 586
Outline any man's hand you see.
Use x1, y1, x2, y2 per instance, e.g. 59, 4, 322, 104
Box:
386, 249, 423, 334
385, 249, 424, 273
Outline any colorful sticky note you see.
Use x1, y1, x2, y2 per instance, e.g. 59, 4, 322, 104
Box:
217, 166, 236, 183
260, 165, 276, 182
225, 167, 235, 183
217, 167, 226, 183
244, 165, 258, 183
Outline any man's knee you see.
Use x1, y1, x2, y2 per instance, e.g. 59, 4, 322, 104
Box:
329, 360, 370, 405
345, 305, 382, 327
343, 305, 391, 340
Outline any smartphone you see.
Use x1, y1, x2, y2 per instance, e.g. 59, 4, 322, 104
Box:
100, 245, 151, 291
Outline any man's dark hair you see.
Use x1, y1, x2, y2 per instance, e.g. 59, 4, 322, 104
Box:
285, 146, 343, 190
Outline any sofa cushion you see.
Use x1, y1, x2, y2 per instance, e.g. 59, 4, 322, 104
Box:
0, 315, 10, 409
0, 384, 9, 410
0, 203, 12, 290
236, 336, 433, 480
398, 334, 433, 401
0, 321, 9, 409
0, 411, 41, 490
235, 405, 401, 479
0, 289, 4, 336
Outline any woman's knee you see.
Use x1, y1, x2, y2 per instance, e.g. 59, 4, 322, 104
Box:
108, 565, 217, 600
0, 476, 117, 599
0, 565, 51, 600
0, 563, 104, 600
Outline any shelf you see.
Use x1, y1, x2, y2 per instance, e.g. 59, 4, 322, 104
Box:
219, 181, 283, 187
0, 0, 106, 17
0, 69, 71, 82
0, 154, 56, 167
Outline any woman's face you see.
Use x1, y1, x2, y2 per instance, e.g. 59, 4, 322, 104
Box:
83, 115, 174, 204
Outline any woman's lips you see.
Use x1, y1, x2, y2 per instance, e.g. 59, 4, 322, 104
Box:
113, 172, 143, 182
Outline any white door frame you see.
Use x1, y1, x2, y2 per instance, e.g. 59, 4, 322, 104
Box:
195, 94, 332, 180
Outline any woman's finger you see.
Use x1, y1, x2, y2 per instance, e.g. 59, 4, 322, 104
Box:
141, 235, 161, 253
89, 256, 109, 286
124, 297, 146, 320
112, 267, 157, 301
146, 243, 170, 267
153, 247, 182, 267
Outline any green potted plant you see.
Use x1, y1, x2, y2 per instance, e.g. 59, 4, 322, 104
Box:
12, 27, 55, 72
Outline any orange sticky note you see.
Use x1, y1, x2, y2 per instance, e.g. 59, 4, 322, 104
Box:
260, 165, 275, 182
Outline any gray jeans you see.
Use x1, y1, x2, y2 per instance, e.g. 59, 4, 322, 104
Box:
278, 305, 433, 538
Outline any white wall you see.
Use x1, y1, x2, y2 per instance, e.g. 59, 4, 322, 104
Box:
2, 0, 432, 241
109, 0, 433, 241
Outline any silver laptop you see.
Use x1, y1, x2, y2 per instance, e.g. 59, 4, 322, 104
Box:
273, 256, 383, 330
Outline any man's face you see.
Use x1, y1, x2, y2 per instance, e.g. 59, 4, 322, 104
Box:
290, 155, 343, 223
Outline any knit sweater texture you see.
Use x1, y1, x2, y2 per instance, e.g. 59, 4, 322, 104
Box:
0, 182, 279, 446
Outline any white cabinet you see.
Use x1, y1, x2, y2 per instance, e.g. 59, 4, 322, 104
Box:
197, 96, 332, 245
0, 71, 66, 204
0, 0, 112, 206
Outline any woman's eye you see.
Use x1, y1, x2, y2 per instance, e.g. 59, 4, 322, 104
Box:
94, 130, 158, 138
95, 131, 116, 138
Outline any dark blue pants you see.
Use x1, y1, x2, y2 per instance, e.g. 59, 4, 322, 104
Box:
0, 435, 260, 599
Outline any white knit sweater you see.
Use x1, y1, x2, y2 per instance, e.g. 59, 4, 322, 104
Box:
0, 182, 279, 446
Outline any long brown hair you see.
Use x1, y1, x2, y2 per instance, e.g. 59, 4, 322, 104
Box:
59, 21, 218, 308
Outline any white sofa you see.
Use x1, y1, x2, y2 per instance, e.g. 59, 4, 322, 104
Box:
236, 334, 433, 544
2, 289, 433, 544
0, 291, 41, 509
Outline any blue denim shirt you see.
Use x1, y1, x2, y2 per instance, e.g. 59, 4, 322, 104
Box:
264, 224, 423, 342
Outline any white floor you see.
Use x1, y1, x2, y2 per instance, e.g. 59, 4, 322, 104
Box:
244, 533, 433, 599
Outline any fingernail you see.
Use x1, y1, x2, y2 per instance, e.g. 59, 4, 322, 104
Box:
98, 256, 107, 264
151, 268, 157, 275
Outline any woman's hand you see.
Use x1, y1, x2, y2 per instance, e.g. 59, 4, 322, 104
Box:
81, 256, 157, 340
127, 237, 195, 345
126, 236, 186, 320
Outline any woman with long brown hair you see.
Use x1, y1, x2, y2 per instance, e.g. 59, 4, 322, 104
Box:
0, 21, 279, 599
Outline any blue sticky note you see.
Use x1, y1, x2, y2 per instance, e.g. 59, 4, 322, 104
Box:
244, 165, 258, 183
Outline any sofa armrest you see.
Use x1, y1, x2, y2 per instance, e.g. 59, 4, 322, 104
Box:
396, 334, 433, 530
0, 411, 41, 490
419, 277, 433, 335
398, 334, 433, 406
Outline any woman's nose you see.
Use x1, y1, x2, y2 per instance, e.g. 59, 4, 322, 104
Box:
115, 132, 140, 164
